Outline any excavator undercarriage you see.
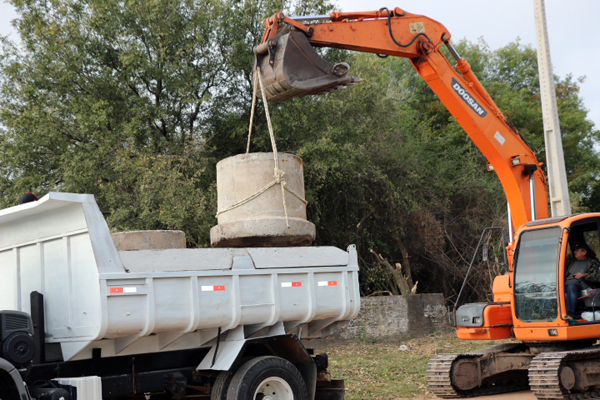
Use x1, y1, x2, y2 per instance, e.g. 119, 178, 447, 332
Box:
427, 340, 600, 399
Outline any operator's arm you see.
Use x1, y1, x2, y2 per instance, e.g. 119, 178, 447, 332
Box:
582, 259, 600, 284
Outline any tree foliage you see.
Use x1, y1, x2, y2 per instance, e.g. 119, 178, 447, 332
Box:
0, 0, 332, 244
1, 1, 599, 302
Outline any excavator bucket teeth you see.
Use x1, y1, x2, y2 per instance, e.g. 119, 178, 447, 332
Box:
253, 27, 361, 102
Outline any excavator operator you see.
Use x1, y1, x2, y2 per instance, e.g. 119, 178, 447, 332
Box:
565, 244, 600, 319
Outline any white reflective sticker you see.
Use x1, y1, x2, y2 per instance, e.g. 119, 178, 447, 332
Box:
201, 285, 225, 291
109, 286, 137, 294
281, 282, 302, 288
318, 281, 338, 287
494, 131, 506, 146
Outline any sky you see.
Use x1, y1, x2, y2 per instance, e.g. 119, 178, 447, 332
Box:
0, 0, 599, 132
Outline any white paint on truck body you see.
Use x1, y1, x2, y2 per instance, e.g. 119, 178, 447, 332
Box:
0, 193, 360, 362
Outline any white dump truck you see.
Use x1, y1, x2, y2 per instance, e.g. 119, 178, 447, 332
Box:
0, 192, 360, 400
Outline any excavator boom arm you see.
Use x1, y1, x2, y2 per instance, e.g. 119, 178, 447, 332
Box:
256, 8, 549, 230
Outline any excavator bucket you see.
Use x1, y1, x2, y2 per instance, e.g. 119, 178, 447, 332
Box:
253, 27, 361, 102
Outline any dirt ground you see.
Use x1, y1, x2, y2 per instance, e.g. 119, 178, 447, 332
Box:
454, 392, 535, 400
306, 333, 539, 400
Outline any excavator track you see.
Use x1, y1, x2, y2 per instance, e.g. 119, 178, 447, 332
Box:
427, 353, 461, 398
529, 346, 600, 400
427, 343, 530, 398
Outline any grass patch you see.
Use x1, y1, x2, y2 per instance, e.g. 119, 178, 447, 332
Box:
310, 332, 514, 400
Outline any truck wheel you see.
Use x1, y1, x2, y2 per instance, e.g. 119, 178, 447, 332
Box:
226, 356, 308, 400
212, 371, 234, 400
211, 356, 254, 400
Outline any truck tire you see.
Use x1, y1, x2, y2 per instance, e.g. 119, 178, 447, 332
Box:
211, 371, 234, 400
211, 356, 254, 400
226, 356, 308, 400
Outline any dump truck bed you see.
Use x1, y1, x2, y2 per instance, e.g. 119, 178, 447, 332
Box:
0, 193, 360, 365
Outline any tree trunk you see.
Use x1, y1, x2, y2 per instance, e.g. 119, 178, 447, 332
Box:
370, 249, 412, 295
396, 238, 414, 287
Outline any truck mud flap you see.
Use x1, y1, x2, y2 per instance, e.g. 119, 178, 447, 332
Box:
253, 26, 360, 102
315, 378, 345, 400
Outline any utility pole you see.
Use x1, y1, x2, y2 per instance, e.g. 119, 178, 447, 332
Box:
533, 0, 571, 216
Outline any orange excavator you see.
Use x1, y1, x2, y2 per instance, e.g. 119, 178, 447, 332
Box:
254, 7, 600, 399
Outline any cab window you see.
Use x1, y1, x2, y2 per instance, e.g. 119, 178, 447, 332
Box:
514, 227, 561, 322
569, 220, 600, 260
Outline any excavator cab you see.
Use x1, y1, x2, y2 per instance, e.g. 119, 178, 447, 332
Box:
252, 26, 361, 102
455, 213, 600, 342
512, 215, 600, 328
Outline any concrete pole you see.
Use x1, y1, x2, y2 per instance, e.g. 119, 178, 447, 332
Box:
533, 0, 571, 216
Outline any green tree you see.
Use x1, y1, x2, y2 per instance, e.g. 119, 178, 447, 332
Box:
401, 39, 600, 212
243, 51, 506, 298
252, 39, 599, 299
1, 0, 598, 302
0, 0, 332, 245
